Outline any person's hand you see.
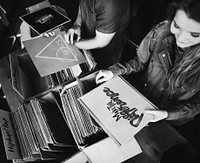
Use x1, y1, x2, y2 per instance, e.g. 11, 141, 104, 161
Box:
95, 70, 114, 84
64, 25, 81, 44
145, 110, 168, 122
43, 31, 56, 37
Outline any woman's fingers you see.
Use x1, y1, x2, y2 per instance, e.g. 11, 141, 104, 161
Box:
145, 110, 168, 122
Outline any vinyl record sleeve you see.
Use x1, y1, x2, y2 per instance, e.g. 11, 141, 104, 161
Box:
20, 7, 71, 35
23, 30, 87, 77
79, 76, 157, 146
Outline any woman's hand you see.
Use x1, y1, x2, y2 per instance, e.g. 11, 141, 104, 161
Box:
145, 110, 168, 122
64, 25, 81, 44
95, 70, 114, 84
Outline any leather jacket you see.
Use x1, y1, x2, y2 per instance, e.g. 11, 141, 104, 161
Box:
109, 21, 200, 125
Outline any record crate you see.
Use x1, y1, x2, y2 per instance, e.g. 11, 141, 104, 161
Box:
0, 71, 108, 162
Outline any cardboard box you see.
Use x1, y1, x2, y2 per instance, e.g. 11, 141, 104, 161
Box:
1, 72, 142, 163
9, 47, 88, 99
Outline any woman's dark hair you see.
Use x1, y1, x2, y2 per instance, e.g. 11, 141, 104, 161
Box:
167, 0, 200, 22
166, 0, 200, 91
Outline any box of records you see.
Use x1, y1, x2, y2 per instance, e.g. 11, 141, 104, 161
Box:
9, 45, 95, 99
0, 91, 82, 162
62, 72, 142, 163
0, 71, 142, 163
0, 71, 110, 162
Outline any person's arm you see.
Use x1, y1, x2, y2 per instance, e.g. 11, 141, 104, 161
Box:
75, 30, 115, 50
95, 49, 147, 84
108, 27, 158, 77
145, 90, 200, 123
64, 6, 82, 44
165, 91, 200, 121
74, 0, 127, 50
95, 28, 157, 84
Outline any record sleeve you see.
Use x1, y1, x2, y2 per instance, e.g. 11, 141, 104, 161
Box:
20, 7, 70, 35
79, 76, 157, 146
23, 30, 87, 77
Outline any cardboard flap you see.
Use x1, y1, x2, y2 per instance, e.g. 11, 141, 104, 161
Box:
9, 52, 33, 99
0, 110, 21, 159
83, 137, 142, 163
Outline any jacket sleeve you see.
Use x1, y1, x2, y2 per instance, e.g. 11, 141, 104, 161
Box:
166, 91, 200, 121
108, 28, 157, 76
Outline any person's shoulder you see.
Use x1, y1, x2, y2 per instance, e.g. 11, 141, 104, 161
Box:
150, 20, 171, 38
153, 20, 169, 32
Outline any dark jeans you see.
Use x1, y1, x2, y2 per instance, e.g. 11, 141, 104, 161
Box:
123, 121, 188, 163
174, 114, 200, 150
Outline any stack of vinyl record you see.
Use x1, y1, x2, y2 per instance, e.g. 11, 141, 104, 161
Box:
45, 49, 97, 89
46, 67, 75, 88
11, 98, 79, 162
82, 50, 97, 71
60, 84, 100, 146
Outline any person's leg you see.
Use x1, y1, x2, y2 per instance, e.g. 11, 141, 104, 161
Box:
123, 152, 158, 163
160, 144, 200, 163
134, 122, 188, 162
175, 114, 200, 150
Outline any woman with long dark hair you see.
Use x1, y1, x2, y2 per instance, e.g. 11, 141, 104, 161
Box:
95, 0, 200, 126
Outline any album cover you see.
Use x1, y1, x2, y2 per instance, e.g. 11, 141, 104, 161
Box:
20, 7, 70, 35
79, 76, 157, 146
23, 30, 87, 77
